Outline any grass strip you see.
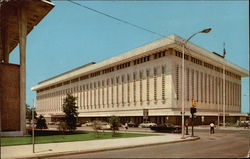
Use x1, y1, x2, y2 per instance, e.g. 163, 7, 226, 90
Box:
1, 132, 157, 146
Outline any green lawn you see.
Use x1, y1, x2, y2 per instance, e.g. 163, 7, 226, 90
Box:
1, 132, 157, 146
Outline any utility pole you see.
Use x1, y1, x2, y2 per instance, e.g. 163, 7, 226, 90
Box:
223, 43, 226, 127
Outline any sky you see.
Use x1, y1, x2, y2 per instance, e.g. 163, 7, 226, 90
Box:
10, 1, 249, 113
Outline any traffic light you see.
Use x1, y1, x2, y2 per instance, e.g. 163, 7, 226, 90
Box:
190, 107, 197, 114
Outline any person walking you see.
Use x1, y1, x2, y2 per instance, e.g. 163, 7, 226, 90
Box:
125, 122, 128, 132
210, 122, 215, 134
185, 119, 189, 135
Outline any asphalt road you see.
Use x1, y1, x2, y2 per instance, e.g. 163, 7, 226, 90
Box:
49, 129, 249, 158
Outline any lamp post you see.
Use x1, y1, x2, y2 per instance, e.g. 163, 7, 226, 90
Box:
32, 99, 36, 153
181, 28, 212, 139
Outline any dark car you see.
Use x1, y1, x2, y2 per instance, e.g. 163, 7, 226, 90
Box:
150, 123, 181, 133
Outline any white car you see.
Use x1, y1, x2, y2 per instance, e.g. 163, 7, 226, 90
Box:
92, 121, 111, 130
138, 122, 157, 128
99, 123, 111, 130
86, 122, 94, 126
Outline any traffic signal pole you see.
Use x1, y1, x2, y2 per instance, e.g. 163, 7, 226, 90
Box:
191, 99, 197, 137
191, 112, 194, 137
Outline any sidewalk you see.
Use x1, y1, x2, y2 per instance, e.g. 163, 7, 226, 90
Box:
194, 125, 250, 131
1, 134, 199, 159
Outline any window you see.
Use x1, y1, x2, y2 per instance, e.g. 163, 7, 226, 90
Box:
146, 70, 150, 101
196, 71, 199, 101
90, 83, 92, 108
154, 51, 166, 59
205, 74, 207, 103
162, 66, 165, 100
154, 68, 157, 101
133, 55, 150, 65
133, 73, 136, 103
122, 75, 124, 105
107, 79, 109, 107
94, 82, 96, 108
201, 72, 203, 102
116, 77, 119, 106
186, 68, 189, 101
208, 75, 210, 104
111, 78, 114, 106
176, 66, 179, 100
86, 84, 89, 109
192, 70, 194, 99
102, 80, 105, 108
127, 74, 130, 104
140, 71, 143, 103
98, 82, 101, 108
117, 62, 131, 70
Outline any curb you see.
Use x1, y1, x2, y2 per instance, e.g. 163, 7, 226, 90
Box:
13, 137, 200, 159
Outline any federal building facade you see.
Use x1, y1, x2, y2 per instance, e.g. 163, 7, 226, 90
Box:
32, 35, 249, 125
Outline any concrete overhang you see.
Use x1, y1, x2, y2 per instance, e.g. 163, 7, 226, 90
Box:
0, 0, 54, 55
31, 34, 249, 91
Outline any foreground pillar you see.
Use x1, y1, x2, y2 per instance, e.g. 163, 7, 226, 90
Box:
18, 4, 27, 135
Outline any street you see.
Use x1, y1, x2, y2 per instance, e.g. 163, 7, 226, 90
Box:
49, 129, 249, 158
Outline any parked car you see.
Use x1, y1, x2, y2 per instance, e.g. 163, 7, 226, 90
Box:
48, 122, 55, 125
76, 122, 82, 127
85, 122, 94, 126
138, 122, 157, 128
150, 123, 181, 133
92, 121, 111, 130
99, 122, 111, 130
128, 121, 138, 127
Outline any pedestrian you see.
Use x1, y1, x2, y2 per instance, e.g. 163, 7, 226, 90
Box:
125, 122, 128, 132
210, 122, 215, 134
185, 119, 189, 135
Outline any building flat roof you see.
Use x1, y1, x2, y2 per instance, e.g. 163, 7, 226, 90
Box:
32, 34, 249, 91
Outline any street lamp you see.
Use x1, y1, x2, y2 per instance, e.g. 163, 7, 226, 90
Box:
32, 99, 36, 153
181, 28, 212, 139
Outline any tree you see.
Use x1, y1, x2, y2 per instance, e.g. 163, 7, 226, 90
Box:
26, 104, 37, 123
62, 93, 79, 131
108, 116, 120, 136
36, 115, 48, 129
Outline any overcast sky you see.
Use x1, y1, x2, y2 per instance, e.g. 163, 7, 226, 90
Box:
10, 1, 249, 113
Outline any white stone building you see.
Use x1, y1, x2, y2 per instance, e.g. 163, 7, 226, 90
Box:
32, 35, 249, 125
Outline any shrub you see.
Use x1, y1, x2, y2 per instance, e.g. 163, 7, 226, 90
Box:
93, 120, 103, 137
36, 115, 48, 130
57, 121, 68, 131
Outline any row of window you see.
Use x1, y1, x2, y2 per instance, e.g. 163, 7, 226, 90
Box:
37, 50, 168, 93
175, 51, 241, 80
37, 66, 168, 112
134, 56, 150, 65
117, 61, 131, 70
102, 67, 115, 74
